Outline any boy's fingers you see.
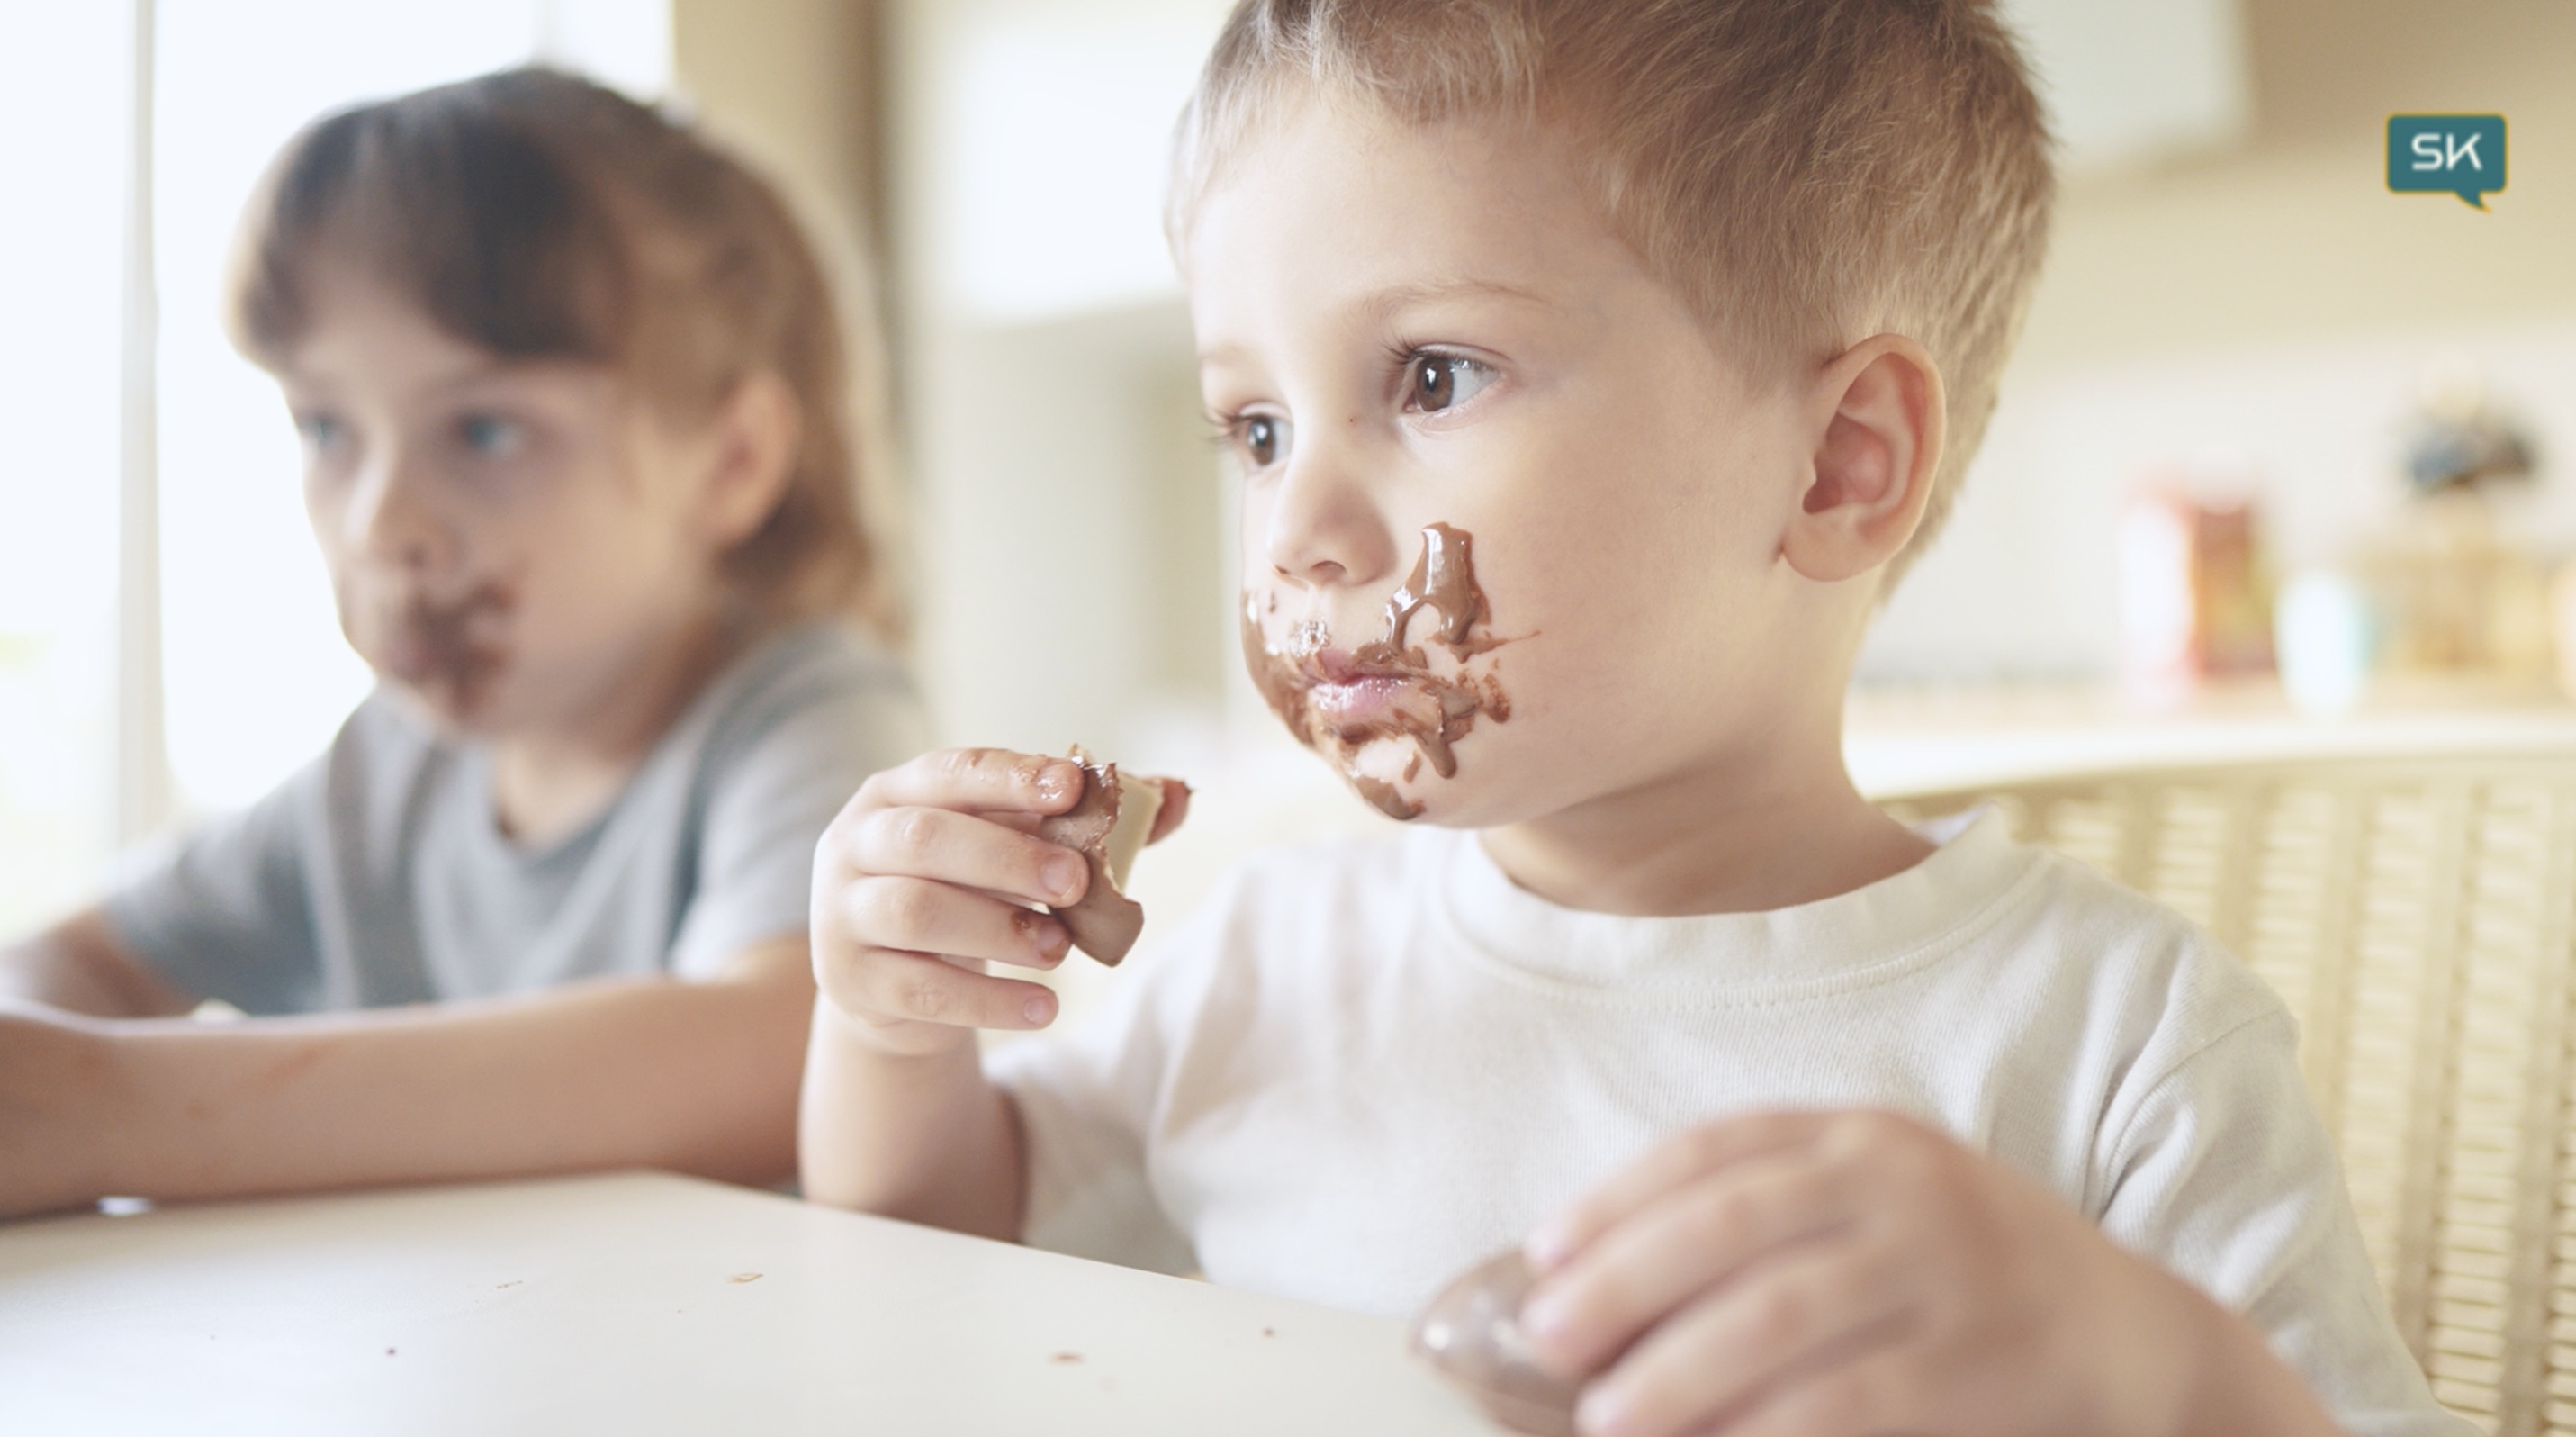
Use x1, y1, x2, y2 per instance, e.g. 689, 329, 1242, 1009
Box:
1527, 1111, 1833, 1271
1145, 778, 1193, 845
1573, 1246, 1911, 1437
1520, 1150, 1858, 1378
843, 948, 1058, 1032
854, 748, 1085, 819
1690, 1337, 1928, 1437
838, 806, 1089, 908
838, 876, 1071, 971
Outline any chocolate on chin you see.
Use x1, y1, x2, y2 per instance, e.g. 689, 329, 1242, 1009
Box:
1410, 1248, 1583, 1437
1032, 747, 1166, 966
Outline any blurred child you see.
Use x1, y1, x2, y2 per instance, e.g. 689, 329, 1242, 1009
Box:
0, 69, 923, 1214
798, 3, 2466, 1434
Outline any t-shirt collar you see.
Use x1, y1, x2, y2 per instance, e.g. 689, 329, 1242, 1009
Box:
1435, 806, 2040, 1000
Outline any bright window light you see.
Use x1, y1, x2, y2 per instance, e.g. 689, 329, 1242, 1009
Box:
0, 5, 127, 932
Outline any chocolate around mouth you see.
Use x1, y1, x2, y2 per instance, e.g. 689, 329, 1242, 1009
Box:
395, 583, 515, 716
1241, 522, 1517, 821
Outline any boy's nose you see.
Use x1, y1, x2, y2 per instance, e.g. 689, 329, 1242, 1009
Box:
1262, 441, 1393, 592
343, 451, 457, 574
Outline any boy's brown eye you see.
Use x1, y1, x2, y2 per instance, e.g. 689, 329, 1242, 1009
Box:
1409, 353, 1497, 414
1244, 416, 1282, 467
1414, 357, 1455, 410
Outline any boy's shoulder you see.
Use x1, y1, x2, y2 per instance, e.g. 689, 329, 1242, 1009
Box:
1924, 816, 2299, 1142
2001, 826, 2291, 1035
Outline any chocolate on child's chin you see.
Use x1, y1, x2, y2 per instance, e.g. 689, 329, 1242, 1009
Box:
1238, 522, 1519, 822
390, 582, 517, 718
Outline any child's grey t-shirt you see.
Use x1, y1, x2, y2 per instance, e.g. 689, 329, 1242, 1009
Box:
104, 619, 926, 1012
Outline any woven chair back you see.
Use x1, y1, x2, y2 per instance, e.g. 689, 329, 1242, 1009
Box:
1883, 754, 2576, 1435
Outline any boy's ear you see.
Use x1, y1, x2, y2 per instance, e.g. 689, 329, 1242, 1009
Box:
1779, 333, 1946, 585
697, 370, 802, 547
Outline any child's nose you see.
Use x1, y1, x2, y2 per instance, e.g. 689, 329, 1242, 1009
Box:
343, 451, 456, 574
1262, 439, 1393, 592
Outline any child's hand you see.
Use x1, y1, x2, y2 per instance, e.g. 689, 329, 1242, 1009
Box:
810, 748, 1188, 1060
1514, 1110, 2230, 1437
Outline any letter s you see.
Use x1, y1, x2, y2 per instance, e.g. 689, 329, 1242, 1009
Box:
2413, 131, 2445, 169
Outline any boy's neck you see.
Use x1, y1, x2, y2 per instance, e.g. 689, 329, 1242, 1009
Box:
1475, 721, 1933, 918
484, 610, 749, 847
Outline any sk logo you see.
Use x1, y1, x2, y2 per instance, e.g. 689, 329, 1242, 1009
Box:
2388, 115, 2507, 209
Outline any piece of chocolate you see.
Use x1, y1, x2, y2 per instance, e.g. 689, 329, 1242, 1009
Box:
1033, 748, 1165, 966
1410, 1249, 1583, 1437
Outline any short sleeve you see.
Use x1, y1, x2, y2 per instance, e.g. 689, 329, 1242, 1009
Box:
666, 650, 928, 981
985, 893, 1236, 1278
101, 764, 323, 1016
2098, 1011, 2478, 1437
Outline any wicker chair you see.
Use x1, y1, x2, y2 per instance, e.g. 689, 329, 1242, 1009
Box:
1880, 750, 2576, 1435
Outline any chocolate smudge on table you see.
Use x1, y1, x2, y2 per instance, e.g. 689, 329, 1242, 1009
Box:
1239, 522, 1519, 821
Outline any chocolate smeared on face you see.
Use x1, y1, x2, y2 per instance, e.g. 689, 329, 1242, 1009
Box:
1381, 522, 1492, 656
1239, 523, 1518, 822
389, 581, 517, 718
1351, 774, 1423, 823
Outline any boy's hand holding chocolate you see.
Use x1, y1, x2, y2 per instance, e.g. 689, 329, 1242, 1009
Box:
1507, 1110, 2337, 1437
810, 747, 1186, 1058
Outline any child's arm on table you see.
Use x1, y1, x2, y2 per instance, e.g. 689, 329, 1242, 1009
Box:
798, 747, 1181, 1241
1516, 1111, 2344, 1437
0, 933, 814, 1220
2, 910, 196, 1017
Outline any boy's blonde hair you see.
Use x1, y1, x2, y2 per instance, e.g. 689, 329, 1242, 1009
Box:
1173, 0, 2057, 581
230, 68, 899, 637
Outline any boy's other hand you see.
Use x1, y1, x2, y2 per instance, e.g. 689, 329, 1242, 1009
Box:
809, 747, 1188, 1060
1514, 1110, 2235, 1437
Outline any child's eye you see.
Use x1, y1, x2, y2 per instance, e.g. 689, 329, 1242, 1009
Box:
458, 413, 527, 458
1406, 352, 1498, 414
1232, 413, 1291, 470
296, 411, 347, 453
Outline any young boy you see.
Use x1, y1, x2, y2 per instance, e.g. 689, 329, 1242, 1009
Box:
800, 4, 2468, 1434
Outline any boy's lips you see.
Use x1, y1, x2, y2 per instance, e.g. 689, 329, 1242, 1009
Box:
1302, 647, 1447, 731
1310, 673, 1409, 727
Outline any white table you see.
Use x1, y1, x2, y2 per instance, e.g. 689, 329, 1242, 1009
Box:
0, 1171, 1503, 1435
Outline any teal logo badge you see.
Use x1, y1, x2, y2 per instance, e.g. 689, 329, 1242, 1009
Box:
2388, 114, 2506, 209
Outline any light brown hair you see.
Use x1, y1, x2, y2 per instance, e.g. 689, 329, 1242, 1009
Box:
1173, 0, 2057, 582
230, 68, 897, 635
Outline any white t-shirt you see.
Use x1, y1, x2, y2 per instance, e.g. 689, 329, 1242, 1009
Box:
989, 809, 2471, 1437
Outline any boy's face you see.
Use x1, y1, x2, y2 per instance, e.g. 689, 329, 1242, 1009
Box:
1191, 95, 1841, 828
275, 261, 735, 737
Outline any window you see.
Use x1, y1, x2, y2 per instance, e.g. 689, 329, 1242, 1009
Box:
0, 0, 665, 935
